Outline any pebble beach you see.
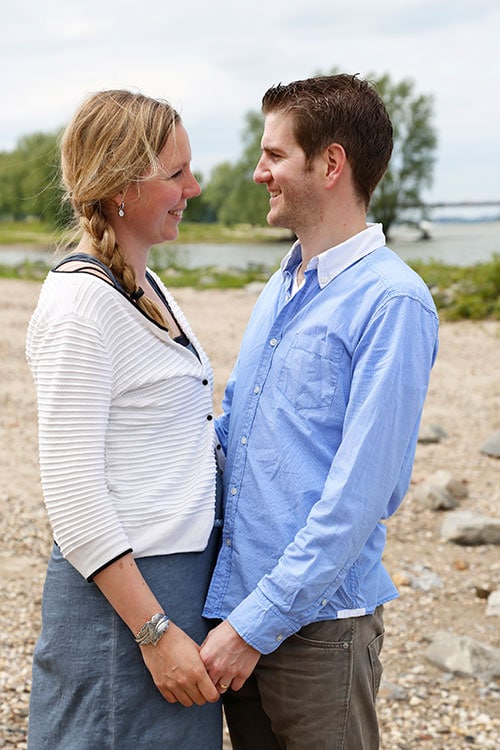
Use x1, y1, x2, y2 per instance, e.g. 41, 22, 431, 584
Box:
1, 279, 500, 748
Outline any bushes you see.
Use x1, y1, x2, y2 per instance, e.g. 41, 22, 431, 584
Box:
410, 254, 500, 320
1, 247, 500, 319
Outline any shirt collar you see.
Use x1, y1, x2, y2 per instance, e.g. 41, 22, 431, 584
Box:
281, 223, 386, 288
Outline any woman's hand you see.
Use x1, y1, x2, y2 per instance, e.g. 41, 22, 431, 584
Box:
93, 553, 219, 706
140, 622, 220, 706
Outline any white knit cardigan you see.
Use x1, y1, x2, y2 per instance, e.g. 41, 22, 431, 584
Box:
26, 270, 217, 580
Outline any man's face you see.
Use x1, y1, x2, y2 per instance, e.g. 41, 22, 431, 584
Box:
253, 112, 324, 238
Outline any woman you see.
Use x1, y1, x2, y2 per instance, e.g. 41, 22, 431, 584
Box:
26, 90, 223, 748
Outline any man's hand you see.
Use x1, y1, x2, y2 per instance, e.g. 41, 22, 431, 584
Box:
200, 620, 261, 692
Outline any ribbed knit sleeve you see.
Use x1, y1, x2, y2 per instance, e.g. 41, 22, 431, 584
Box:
30, 309, 131, 571
26, 273, 216, 579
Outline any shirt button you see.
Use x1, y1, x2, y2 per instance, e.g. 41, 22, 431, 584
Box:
276, 634, 283, 642
230, 487, 237, 495
225, 538, 232, 547
322, 599, 328, 607
241, 436, 247, 445
269, 337, 278, 347
202, 378, 208, 385
253, 386, 260, 394
207, 414, 213, 420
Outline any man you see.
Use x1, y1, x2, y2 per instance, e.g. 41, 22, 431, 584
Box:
201, 74, 439, 749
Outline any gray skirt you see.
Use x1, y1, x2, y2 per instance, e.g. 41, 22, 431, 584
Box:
28, 523, 222, 749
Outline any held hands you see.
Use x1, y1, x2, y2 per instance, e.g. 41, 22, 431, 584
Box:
140, 621, 220, 707
200, 619, 261, 693
94, 553, 242, 706
141, 619, 260, 706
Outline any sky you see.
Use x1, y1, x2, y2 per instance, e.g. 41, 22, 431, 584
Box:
2, 0, 499, 205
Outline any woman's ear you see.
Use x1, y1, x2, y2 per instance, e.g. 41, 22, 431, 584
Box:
110, 190, 125, 209
109, 187, 132, 218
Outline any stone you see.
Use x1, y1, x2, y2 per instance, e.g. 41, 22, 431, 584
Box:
378, 679, 408, 701
425, 631, 500, 680
440, 510, 500, 545
426, 470, 469, 499
413, 483, 458, 510
418, 424, 447, 444
480, 430, 500, 458
408, 566, 444, 591
485, 590, 500, 617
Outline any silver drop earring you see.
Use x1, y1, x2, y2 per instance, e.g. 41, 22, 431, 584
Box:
118, 201, 125, 218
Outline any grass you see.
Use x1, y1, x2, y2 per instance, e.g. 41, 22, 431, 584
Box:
1, 220, 500, 319
0, 219, 57, 246
0, 219, 291, 247
411, 254, 500, 320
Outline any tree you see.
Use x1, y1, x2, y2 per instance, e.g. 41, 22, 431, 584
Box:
204, 111, 269, 226
0, 130, 69, 227
183, 172, 217, 223
365, 73, 437, 237
205, 71, 437, 237
16, 131, 68, 227
0, 151, 26, 220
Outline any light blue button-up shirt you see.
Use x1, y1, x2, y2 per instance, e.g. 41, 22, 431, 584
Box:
204, 224, 439, 654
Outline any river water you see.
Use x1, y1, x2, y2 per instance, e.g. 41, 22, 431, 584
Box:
1, 221, 499, 271
169, 221, 500, 270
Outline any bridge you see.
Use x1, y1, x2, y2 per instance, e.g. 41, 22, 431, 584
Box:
423, 200, 500, 208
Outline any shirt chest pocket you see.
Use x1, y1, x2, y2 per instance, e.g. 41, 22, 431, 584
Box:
275, 332, 344, 413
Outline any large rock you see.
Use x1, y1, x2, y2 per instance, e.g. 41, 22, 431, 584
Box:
480, 430, 500, 458
418, 424, 447, 444
425, 631, 500, 680
486, 590, 500, 617
427, 470, 469, 499
413, 470, 468, 510
440, 510, 500, 545
413, 483, 458, 510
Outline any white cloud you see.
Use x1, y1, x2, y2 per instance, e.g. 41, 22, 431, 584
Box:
1, 0, 499, 202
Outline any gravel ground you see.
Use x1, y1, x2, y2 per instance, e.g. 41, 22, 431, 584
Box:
1, 279, 499, 749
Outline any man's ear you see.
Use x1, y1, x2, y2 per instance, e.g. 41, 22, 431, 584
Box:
324, 143, 347, 187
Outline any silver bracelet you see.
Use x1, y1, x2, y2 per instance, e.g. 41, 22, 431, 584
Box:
134, 613, 170, 646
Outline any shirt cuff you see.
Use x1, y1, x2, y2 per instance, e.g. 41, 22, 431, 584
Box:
227, 587, 301, 654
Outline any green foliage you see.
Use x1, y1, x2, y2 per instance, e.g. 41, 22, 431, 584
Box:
203, 112, 269, 226
202, 161, 237, 221
409, 254, 500, 320
203, 69, 437, 235
0, 258, 51, 281
0, 131, 69, 228
1, 70, 437, 237
183, 173, 217, 223
367, 73, 437, 237
1, 222, 499, 318
0, 218, 288, 248
156, 265, 272, 290
0, 218, 58, 246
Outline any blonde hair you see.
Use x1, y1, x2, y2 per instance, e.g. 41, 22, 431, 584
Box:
60, 89, 180, 325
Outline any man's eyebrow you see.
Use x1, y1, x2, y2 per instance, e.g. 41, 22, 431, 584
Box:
262, 143, 285, 155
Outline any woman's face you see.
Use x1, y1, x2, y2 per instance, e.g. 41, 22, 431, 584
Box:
117, 123, 201, 248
